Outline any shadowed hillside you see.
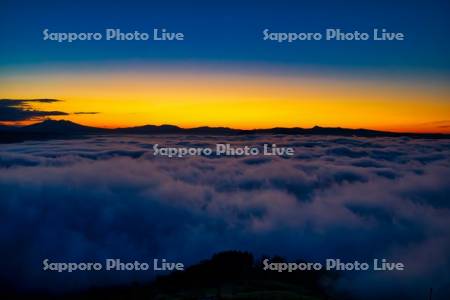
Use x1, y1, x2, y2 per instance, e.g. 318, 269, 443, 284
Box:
5, 251, 340, 300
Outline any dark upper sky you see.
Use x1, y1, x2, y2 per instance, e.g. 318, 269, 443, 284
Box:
0, 0, 449, 77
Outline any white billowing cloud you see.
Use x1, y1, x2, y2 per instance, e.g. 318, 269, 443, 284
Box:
0, 135, 449, 298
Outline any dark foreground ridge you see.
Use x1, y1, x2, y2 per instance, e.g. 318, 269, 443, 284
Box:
0, 119, 449, 143
4, 251, 341, 300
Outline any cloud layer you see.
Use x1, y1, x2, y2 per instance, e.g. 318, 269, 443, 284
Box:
0, 99, 100, 123
0, 135, 449, 299
0, 99, 68, 122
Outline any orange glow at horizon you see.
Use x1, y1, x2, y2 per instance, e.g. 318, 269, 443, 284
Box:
0, 68, 449, 133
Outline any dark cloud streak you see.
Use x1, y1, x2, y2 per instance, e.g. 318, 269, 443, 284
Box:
73, 112, 99, 115
0, 99, 67, 122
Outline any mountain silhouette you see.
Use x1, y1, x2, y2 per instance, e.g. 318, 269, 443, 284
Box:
23, 119, 104, 133
0, 119, 448, 143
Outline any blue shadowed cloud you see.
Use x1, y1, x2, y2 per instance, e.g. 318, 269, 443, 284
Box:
0, 135, 449, 299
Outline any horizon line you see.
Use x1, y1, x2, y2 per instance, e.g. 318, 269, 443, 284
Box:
2, 119, 449, 136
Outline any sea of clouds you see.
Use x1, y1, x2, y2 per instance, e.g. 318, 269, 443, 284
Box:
0, 135, 449, 299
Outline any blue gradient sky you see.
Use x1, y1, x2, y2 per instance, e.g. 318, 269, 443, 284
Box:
0, 0, 449, 76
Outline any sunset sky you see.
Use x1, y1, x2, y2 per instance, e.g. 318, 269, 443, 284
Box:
1, 0, 449, 132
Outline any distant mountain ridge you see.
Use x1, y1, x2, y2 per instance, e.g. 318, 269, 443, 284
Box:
23, 119, 102, 133
0, 119, 448, 143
